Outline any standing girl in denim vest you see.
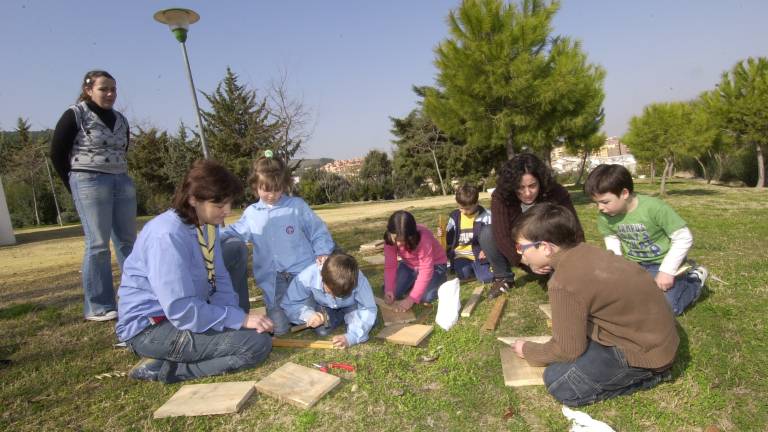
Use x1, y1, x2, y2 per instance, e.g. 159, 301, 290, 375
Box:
51, 70, 137, 321
221, 152, 335, 335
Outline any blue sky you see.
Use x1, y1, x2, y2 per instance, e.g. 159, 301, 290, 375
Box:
1, 1, 767, 159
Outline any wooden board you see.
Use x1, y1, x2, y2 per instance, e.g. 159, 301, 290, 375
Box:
482, 296, 507, 332
153, 381, 256, 418
374, 297, 416, 326
271, 338, 336, 349
254, 362, 340, 409
248, 295, 264, 303
362, 255, 386, 265
359, 239, 385, 252
538, 304, 552, 328
375, 323, 433, 346
497, 335, 552, 347
460, 285, 484, 317
498, 336, 552, 387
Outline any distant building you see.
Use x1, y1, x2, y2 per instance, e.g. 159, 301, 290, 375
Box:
550, 136, 635, 175
320, 158, 364, 178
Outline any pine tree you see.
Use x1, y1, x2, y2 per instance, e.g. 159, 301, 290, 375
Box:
424, 0, 605, 164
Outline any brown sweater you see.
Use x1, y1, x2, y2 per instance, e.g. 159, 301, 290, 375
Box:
491, 183, 584, 268
523, 243, 679, 370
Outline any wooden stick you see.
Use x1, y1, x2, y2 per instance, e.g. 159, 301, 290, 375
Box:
271, 338, 336, 349
482, 296, 506, 332
248, 295, 264, 303
460, 285, 484, 317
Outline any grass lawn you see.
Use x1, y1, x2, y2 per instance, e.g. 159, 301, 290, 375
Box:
1, 180, 766, 431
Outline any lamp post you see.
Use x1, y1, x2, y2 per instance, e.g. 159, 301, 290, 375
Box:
153, 8, 210, 159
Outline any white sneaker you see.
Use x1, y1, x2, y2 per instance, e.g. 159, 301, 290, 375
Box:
85, 310, 118, 322
689, 265, 709, 302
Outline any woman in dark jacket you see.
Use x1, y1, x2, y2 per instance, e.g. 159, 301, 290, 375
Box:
480, 153, 584, 297
50, 70, 137, 321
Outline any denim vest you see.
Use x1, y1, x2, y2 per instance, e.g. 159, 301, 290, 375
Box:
69, 101, 129, 174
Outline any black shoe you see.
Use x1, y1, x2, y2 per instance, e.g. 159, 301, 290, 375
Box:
128, 358, 163, 381
487, 278, 514, 299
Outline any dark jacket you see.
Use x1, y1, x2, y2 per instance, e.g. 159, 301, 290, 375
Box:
445, 205, 491, 267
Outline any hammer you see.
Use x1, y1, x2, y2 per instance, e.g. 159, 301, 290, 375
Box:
290, 307, 329, 333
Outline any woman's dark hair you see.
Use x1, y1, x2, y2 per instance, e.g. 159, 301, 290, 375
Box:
171, 159, 244, 225
495, 153, 553, 205
78, 70, 116, 103
383, 210, 421, 251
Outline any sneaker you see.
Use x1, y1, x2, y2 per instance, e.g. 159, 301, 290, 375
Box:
689, 265, 709, 302
487, 278, 513, 299
128, 358, 163, 381
85, 310, 118, 322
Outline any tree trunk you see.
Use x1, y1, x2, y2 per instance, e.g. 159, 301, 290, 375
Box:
659, 158, 673, 196
650, 161, 656, 184
755, 143, 765, 188
429, 148, 447, 196
505, 135, 515, 160
44, 157, 63, 226
574, 150, 590, 186
694, 157, 709, 184
31, 183, 40, 225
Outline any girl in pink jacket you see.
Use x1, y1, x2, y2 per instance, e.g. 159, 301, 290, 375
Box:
383, 211, 448, 312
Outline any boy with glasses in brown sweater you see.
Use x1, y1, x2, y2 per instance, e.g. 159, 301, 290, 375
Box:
510, 203, 679, 406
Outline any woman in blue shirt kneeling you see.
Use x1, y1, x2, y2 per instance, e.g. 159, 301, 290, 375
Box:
116, 160, 273, 383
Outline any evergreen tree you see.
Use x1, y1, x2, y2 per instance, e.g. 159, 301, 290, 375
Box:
200, 67, 280, 184
424, 0, 605, 164
711, 57, 768, 188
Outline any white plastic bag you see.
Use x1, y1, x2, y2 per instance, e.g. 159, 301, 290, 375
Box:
435, 278, 461, 330
562, 406, 615, 432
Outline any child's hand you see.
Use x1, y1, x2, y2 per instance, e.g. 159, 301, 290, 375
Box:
655, 272, 675, 291
393, 297, 414, 312
436, 227, 443, 236
316, 255, 329, 267
478, 250, 486, 260
332, 335, 349, 349
243, 312, 274, 333
513, 340, 526, 358
384, 292, 395, 304
306, 312, 326, 328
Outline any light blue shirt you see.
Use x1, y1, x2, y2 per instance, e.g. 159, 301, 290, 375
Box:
116, 210, 246, 341
220, 195, 335, 309
281, 264, 377, 346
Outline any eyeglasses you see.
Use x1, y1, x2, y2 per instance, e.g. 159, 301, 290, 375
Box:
515, 241, 543, 254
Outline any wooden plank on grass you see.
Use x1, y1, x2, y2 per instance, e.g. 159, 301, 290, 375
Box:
153, 381, 256, 418
460, 285, 484, 317
376, 323, 433, 346
482, 295, 507, 332
359, 239, 385, 252
254, 362, 341, 409
499, 344, 548, 387
497, 335, 553, 347
374, 297, 416, 326
362, 255, 386, 265
271, 338, 336, 349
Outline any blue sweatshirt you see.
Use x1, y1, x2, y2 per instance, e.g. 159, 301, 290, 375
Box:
116, 210, 245, 342
281, 264, 377, 346
220, 195, 336, 309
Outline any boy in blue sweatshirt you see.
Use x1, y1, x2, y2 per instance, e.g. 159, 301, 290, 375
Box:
282, 253, 377, 348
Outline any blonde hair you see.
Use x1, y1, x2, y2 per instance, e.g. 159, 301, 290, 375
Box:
247, 153, 292, 193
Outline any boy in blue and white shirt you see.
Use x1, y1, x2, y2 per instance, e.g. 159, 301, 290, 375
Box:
282, 253, 377, 348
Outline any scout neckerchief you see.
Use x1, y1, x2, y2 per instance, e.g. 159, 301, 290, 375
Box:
196, 224, 217, 300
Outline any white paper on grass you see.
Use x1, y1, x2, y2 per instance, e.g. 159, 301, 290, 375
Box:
562, 406, 615, 432
435, 278, 461, 330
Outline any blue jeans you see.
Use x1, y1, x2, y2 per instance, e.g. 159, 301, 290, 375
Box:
69, 172, 136, 318
640, 263, 701, 316
544, 340, 671, 407
127, 320, 272, 384
477, 224, 514, 281
394, 262, 447, 303
312, 304, 357, 337
453, 257, 493, 283
221, 237, 251, 312
270, 272, 294, 335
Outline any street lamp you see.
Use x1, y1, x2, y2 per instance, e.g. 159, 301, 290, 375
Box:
153, 8, 210, 159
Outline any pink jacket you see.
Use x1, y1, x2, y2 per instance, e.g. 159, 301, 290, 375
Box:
384, 224, 448, 302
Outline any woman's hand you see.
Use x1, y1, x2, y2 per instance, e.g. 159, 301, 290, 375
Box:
243, 311, 274, 333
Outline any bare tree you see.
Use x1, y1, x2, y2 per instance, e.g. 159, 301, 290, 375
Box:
267, 69, 315, 173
